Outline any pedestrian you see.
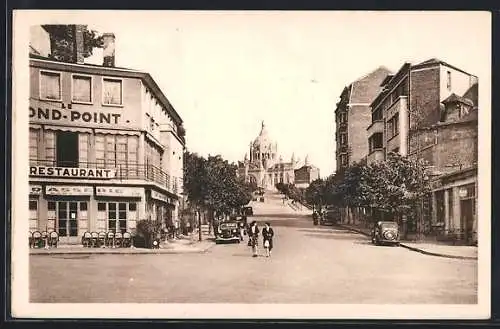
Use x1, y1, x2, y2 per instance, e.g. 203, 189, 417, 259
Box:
248, 221, 259, 257
262, 222, 274, 257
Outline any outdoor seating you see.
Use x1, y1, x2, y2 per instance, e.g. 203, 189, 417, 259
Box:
114, 232, 123, 247
106, 232, 115, 248
98, 232, 106, 247
32, 231, 42, 248
82, 232, 92, 247
90, 232, 99, 247
122, 232, 132, 247
41, 231, 49, 248
48, 231, 59, 248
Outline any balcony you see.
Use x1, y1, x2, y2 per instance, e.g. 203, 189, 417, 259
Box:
367, 120, 384, 136
367, 149, 385, 164
29, 159, 175, 194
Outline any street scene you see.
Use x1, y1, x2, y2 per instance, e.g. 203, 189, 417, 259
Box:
30, 191, 477, 304
18, 11, 488, 313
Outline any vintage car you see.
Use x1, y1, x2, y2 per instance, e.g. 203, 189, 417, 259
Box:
215, 221, 241, 244
242, 206, 253, 216
371, 221, 400, 246
320, 207, 339, 226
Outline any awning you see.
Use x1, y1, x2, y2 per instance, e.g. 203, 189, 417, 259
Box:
43, 125, 93, 133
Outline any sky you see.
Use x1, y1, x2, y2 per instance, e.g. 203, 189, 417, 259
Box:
47, 11, 489, 177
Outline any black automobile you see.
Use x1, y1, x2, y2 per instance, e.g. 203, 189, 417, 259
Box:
215, 221, 241, 244
371, 221, 400, 246
242, 206, 253, 216
320, 207, 339, 226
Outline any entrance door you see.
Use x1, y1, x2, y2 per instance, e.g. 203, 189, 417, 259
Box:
460, 199, 474, 244
56, 131, 79, 167
57, 201, 79, 243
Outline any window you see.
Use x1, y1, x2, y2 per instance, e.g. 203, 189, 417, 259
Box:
29, 129, 39, 163
341, 154, 348, 166
29, 200, 38, 210
72, 75, 92, 103
340, 133, 347, 145
129, 203, 137, 211
387, 114, 400, 139
80, 202, 88, 211
98, 202, 106, 211
102, 78, 123, 105
372, 108, 383, 121
48, 201, 56, 211
446, 71, 451, 90
40, 71, 61, 101
369, 133, 383, 152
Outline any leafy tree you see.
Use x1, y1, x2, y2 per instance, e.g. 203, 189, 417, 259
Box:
42, 25, 104, 62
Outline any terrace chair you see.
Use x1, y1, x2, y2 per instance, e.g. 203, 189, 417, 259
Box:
41, 231, 49, 249
32, 231, 42, 248
114, 232, 123, 248
122, 232, 132, 248
106, 232, 115, 248
82, 232, 92, 248
48, 231, 59, 248
98, 232, 106, 247
90, 232, 99, 248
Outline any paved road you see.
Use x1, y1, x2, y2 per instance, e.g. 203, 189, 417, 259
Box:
30, 193, 477, 304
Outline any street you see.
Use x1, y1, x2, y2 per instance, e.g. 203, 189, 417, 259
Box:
30, 193, 477, 304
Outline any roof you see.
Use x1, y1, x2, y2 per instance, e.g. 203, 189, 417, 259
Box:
413, 58, 476, 77
442, 93, 474, 107
349, 66, 393, 104
463, 83, 479, 107
29, 55, 183, 125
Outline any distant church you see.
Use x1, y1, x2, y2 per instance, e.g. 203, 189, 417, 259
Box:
237, 121, 320, 190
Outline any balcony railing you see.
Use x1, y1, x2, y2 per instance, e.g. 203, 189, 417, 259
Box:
29, 159, 173, 191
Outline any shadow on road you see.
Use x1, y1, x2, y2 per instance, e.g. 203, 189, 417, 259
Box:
252, 213, 311, 219
254, 218, 312, 229
303, 231, 367, 241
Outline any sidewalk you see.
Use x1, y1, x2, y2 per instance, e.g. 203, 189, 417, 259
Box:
30, 234, 215, 256
337, 224, 478, 260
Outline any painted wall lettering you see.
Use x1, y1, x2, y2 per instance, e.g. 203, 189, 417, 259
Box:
29, 107, 121, 125
30, 166, 116, 179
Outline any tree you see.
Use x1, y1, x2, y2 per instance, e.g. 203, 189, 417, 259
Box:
305, 178, 325, 209
42, 25, 104, 62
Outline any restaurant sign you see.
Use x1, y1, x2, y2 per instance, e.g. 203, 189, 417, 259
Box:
29, 185, 42, 195
151, 190, 172, 204
96, 186, 142, 198
45, 185, 93, 196
30, 166, 116, 179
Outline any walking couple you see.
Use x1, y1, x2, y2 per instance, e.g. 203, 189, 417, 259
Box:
247, 221, 274, 257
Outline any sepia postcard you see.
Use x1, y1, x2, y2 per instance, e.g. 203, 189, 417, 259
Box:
11, 10, 491, 319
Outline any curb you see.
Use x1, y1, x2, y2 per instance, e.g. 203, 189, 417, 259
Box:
336, 224, 477, 261
30, 241, 216, 256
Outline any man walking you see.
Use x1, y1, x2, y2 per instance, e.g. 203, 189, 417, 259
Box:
248, 221, 259, 257
262, 222, 274, 257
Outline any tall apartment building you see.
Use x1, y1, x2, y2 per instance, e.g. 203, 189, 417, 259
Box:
28, 25, 186, 244
334, 66, 392, 172
366, 58, 478, 244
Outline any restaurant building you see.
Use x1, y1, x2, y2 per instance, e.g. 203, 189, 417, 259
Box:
28, 25, 186, 244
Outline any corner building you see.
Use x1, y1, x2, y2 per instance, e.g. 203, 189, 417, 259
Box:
28, 31, 185, 244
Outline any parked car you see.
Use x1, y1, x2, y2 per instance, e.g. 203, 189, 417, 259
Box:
321, 207, 339, 225
242, 206, 253, 216
215, 221, 241, 244
371, 221, 400, 246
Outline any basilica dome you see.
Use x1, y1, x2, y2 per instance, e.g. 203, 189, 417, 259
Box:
253, 121, 273, 150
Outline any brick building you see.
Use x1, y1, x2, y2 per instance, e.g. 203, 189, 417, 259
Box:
334, 66, 392, 172
293, 156, 320, 189
28, 25, 185, 244
366, 58, 478, 244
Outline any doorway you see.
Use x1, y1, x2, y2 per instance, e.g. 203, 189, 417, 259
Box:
56, 131, 79, 167
57, 201, 79, 242
461, 199, 474, 244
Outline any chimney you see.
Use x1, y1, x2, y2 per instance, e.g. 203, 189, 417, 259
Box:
102, 33, 116, 67
74, 25, 85, 64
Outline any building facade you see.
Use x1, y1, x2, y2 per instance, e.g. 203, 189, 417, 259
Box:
28, 26, 185, 244
366, 58, 478, 244
334, 66, 392, 172
294, 156, 320, 189
238, 122, 301, 190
